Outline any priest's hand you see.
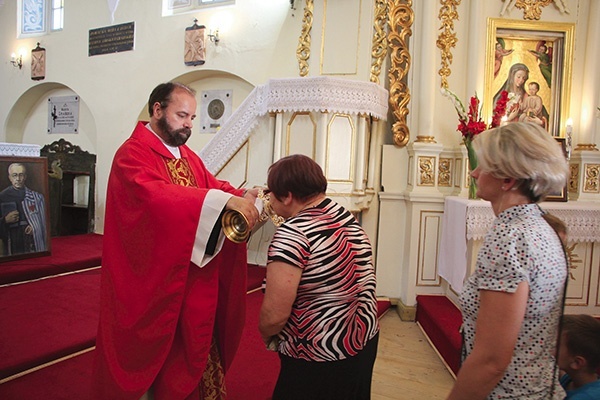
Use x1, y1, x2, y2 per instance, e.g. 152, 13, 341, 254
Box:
243, 187, 260, 202
225, 195, 260, 230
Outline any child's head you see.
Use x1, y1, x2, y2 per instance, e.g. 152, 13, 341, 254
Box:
558, 314, 600, 375
528, 82, 540, 96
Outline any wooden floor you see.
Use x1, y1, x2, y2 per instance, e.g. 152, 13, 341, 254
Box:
372, 309, 455, 399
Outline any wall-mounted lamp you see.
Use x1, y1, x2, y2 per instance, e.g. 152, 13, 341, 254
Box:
207, 29, 220, 45
10, 52, 23, 69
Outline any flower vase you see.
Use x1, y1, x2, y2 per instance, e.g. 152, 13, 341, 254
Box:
468, 174, 478, 200
465, 139, 478, 200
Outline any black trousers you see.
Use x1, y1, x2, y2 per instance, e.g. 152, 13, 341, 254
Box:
272, 332, 380, 400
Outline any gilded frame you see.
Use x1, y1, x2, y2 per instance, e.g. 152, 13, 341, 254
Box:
545, 137, 568, 202
484, 18, 575, 137
0, 157, 51, 262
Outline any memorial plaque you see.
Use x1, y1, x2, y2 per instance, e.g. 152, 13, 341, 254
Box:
48, 96, 79, 134
89, 22, 135, 57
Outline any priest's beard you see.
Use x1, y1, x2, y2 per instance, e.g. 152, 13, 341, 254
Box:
156, 115, 192, 146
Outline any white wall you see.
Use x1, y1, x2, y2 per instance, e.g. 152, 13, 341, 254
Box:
1, 0, 390, 233
1, 1, 598, 300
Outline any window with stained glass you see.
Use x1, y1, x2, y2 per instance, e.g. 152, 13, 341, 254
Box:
18, 0, 63, 37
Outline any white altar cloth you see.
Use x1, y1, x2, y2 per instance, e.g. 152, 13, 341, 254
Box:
438, 196, 600, 293
0, 142, 41, 157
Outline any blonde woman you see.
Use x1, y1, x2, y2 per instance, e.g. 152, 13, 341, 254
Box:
447, 122, 569, 399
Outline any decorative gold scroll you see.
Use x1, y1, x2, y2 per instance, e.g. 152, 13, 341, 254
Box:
584, 164, 600, 193
515, 0, 553, 20
296, 0, 314, 77
370, 0, 389, 84
387, 0, 413, 147
418, 156, 435, 186
438, 158, 452, 187
564, 242, 582, 281
436, 0, 460, 89
568, 164, 579, 193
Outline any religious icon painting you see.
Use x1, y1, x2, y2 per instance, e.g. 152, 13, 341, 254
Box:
484, 18, 575, 138
31, 42, 46, 81
184, 20, 206, 66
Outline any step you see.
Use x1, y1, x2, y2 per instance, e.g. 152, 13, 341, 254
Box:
0, 349, 94, 399
0, 269, 100, 380
416, 295, 462, 375
0, 233, 103, 285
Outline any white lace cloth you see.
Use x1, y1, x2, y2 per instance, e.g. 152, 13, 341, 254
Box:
198, 76, 389, 174
464, 199, 600, 242
0, 142, 41, 157
439, 196, 600, 292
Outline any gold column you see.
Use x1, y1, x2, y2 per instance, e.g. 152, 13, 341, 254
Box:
387, 0, 414, 148
296, 0, 314, 77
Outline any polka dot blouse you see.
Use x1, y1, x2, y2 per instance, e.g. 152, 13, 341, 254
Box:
460, 204, 567, 399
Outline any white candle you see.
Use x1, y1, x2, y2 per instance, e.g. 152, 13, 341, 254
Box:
566, 118, 573, 159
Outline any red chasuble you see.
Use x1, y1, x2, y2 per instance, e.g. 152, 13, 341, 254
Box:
94, 122, 247, 399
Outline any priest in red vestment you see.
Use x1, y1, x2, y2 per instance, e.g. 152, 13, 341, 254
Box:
94, 82, 259, 400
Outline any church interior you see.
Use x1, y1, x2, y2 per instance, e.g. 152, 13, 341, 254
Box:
1, 0, 599, 398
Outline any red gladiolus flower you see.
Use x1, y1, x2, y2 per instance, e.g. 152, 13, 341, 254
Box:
490, 90, 509, 128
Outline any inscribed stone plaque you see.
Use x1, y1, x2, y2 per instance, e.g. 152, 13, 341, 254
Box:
48, 96, 79, 134
89, 22, 135, 56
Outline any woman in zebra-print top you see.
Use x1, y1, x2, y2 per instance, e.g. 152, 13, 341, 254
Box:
259, 154, 380, 400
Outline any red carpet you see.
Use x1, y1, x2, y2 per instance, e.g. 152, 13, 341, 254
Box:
0, 243, 391, 399
0, 350, 95, 400
0, 233, 103, 285
247, 264, 266, 291
0, 268, 100, 380
416, 295, 462, 375
377, 298, 391, 316
416, 296, 600, 377
226, 290, 280, 399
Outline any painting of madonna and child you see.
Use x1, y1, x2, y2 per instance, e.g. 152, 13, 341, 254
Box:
490, 35, 565, 136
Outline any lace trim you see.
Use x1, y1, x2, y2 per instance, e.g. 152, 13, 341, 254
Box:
0, 142, 41, 157
198, 77, 389, 173
466, 201, 600, 242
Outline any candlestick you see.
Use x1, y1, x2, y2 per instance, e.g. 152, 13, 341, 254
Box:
566, 118, 573, 160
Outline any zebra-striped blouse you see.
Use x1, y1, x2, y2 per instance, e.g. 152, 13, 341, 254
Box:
267, 198, 379, 362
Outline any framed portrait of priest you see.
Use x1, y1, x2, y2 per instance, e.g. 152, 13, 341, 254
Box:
483, 18, 575, 138
0, 157, 51, 262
